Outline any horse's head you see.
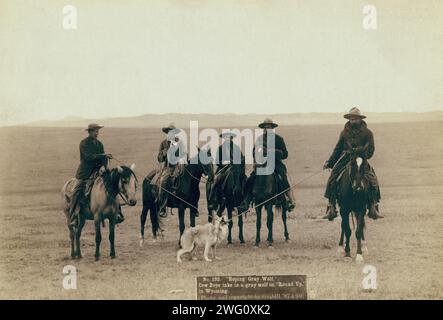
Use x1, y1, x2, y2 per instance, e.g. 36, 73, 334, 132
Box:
350, 156, 366, 195
116, 164, 138, 206
193, 147, 214, 181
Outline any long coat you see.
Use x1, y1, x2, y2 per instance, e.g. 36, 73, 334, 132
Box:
326, 120, 375, 168
157, 139, 187, 168
324, 120, 380, 201
253, 132, 289, 175
75, 137, 107, 180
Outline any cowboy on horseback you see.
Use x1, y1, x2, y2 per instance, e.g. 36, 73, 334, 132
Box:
322, 107, 383, 221
68, 124, 115, 224
208, 131, 245, 212
69, 123, 124, 224
242, 118, 296, 212
153, 123, 188, 217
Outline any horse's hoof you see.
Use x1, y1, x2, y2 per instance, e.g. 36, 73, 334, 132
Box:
344, 256, 353, 263
240, 240, 245, 245
355, 254, 364, 263
139, 239, 144, 247
363, 246, 369, 254
110, 255, 116, 259
95, 257, 100, 262
227, 242, 233, 247
337, 246, 345, 254
205, 258, 213, 262
268, 245, 274, 249
192, 256, 198, 261
285, 238, 291, 243
254, 243, 260, 248
215, 256, 222, 260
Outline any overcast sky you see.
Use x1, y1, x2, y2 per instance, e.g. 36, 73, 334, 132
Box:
1, 0, 442, 125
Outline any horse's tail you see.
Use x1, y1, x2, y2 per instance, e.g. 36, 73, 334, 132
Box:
61, 178, 76, 211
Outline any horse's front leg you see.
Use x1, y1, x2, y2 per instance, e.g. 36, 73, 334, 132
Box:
340, 208, 351, 258
67, 215, 76, 259
282, 206, 289, 241
75, 216, 85, 259
355, 211, 365, 263
94, 217, 102, 261
190, 207, 196, 228
140, 205, 148, 246
255, 206, 262, 247
237, 208, 245, 244
227, 206, 233, 244
266, 204, 274, 247
178, 206, 185, 246
109, 217, 116, 258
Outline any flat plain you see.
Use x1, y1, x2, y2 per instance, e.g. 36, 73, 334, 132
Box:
0, 121, 442, 299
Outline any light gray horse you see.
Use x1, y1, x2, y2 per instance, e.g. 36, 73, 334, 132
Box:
62, 164, 137, 260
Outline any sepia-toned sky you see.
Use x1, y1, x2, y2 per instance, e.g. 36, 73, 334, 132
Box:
0, 0, 442, 125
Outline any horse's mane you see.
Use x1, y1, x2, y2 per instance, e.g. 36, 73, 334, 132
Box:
101, 166, 136, 199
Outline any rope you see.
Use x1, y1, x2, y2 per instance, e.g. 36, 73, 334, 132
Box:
227, 168, 325, 222
112, 157, 201, 212
112, 156, 325, 222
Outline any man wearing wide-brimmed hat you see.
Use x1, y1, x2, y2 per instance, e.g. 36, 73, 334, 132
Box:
207, 131, 245, 212
153, 123, 187, 216
241, 118, 296, 212
69, 124, 113, 220
322, 108, 382, 220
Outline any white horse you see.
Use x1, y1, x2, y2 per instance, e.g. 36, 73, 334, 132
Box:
62, 164, 137, 260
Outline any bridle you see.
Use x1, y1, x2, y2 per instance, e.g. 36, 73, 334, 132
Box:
117, 169, 138, 205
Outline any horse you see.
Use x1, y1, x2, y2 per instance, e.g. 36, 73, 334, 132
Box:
336, 151, 369, 262
251, 166, 290, 248
207, 164, 246, 244
61, 164, 138, 260
140, 148, 214, 245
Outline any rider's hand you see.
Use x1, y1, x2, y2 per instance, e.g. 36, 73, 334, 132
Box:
105, 153, 113, 159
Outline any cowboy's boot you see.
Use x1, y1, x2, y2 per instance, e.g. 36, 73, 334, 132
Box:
116, 204, 125, 224
322, 200, 338, 221
368, 201, 383, 220
285, 191, 296, 212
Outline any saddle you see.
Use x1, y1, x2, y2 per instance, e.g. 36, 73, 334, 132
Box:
84, 171, 100, 198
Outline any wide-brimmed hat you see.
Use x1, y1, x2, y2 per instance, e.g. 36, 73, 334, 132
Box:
258, 118, 278, 129
85, 123, 104, 131
162, 123, 176, 133
344, 107, 366, 119
219, 132, 237, 139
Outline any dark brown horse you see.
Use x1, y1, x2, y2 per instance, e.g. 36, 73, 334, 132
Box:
207, 164, 246, 244
140, 149, 214, 245
336, 150, 369, 262
251, 165, 290, 247
62, 164, 138, 260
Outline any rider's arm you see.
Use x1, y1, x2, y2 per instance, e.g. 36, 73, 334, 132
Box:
364, 129, 375, 160
272, 136, 288, 161
327, 132, 344, 167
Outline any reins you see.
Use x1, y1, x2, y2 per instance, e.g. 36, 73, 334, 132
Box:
226, 167, 325, 222
112, 156, 326, 221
